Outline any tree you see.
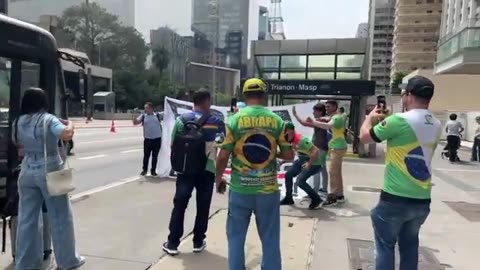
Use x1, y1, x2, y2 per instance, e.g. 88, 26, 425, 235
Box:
152, 46, 170, 75
391, 71, 407, 94
60, 3, 119, 65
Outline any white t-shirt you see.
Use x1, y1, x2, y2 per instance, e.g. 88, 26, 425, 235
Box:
446, 120, 463, 137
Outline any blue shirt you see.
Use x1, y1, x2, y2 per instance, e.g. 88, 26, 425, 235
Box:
14, 113, 65, 172
137, 113, 162, 139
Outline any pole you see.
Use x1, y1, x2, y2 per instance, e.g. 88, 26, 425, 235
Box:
210, 0, 220, 105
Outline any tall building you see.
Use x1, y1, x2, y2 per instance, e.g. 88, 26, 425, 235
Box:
191, 0, 259, 76
356, 23, 369, 38
367, 0, 395, 93
436, 0, 480, 74
258, 5, 270, 40
391, 0, 442, 77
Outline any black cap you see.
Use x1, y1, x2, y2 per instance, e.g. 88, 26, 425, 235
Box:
403, 75, 434, 100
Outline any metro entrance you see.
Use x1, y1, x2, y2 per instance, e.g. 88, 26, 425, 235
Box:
250, 38, 376, 156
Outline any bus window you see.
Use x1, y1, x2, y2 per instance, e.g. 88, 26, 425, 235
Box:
0, 57, 10, 125
20, 61, 40, 97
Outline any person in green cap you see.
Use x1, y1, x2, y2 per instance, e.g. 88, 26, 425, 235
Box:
280, 122, 324, 209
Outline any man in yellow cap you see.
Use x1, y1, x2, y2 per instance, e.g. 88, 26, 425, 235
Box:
216, 78, 294, 270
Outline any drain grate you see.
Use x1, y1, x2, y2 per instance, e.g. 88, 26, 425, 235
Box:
347, 239, 445, 270
444, 201, 480, 222
351, 186, 382, 193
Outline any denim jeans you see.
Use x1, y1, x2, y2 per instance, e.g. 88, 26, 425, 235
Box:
167, 171, 214, 247
285, 159, 321, 201
472, 137, 480, 161
371, 199, 430, 270
15, 164, 82, 270
227, 191, 281, 270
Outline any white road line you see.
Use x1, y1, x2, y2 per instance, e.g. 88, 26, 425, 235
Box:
121, 149, 142, 154
77, 137, 141, 144
78, 154, 107, 160
70, 176, 142, 202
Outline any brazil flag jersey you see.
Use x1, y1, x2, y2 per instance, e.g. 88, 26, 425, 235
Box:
296, 136, 325, 166
371, 109, 442, 199
219, 106, 291, 195
329, 114, 347, 150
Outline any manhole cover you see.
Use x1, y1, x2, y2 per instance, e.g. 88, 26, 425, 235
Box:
351, 186, 382, 193
444, 201, 480, 222
347, 239, 445, 270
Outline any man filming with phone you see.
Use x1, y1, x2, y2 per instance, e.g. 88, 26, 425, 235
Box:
215, 78, 294, 270
359, 76, 442, 270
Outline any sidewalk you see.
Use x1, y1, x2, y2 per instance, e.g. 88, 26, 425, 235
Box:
1, 157, 479, 270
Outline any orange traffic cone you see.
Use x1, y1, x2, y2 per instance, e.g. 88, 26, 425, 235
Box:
110, 119, 116, 133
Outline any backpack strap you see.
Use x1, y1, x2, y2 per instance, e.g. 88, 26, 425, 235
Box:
195, 113, 211, 127
179, 112, 210, 128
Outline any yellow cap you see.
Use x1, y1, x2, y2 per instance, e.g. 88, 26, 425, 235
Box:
243, 78, 266, 93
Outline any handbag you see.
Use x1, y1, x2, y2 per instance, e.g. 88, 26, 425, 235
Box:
43, 115, 75, 196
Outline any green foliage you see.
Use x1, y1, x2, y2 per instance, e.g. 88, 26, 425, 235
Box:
152, 46, 170, 75
216, 93, 233, 106
391, 71, 407, 94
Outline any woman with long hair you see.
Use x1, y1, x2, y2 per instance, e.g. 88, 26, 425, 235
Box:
13, 87, 84, 269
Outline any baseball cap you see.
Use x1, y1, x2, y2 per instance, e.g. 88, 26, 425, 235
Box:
243, 78, 266, 93
285, 121, 295, 130
401, 75, 434, 100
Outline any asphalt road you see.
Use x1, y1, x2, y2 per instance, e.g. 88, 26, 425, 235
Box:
69, 127, 146, 194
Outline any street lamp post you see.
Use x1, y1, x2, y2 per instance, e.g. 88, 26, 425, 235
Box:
209, 0, 220, 104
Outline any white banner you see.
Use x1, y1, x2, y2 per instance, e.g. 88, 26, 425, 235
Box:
158, 97, 318, 180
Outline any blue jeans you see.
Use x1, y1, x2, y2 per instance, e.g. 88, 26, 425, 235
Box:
472, 137, 480, 161
227, 191, 281, 270
371, 199, 430, 270
15, 164, 82, 270
285, 159, 321, 201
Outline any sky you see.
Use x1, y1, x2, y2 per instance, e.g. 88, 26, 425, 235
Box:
259, 0, 369, 39
134, 0, 370, 41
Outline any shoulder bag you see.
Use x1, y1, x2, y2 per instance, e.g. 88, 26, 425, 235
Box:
43, 115, 75, 196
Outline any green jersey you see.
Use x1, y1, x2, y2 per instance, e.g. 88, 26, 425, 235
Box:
329, 114, 347, 150
219, 106, 292, 195
371, 110, 442, 199
296, 136, 325, 166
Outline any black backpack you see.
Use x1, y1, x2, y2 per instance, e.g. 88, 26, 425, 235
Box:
170, 113, 210, 175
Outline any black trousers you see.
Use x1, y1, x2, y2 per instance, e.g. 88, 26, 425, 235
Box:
167, 171, 214, 247
446, 135, 460, 162
143, 138, 161, 172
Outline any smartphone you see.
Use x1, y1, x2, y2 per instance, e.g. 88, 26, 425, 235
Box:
377, 95, 387, 112
230, 97, 237, 113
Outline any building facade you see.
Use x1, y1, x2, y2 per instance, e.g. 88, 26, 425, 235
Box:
392, 0, 442, 77
436, 0, 480, 74
356, 22, 369, 38
259, 5, 270, 40
150, 27, 191, 84
192, 0, 258, 77
367, 0, 395, 93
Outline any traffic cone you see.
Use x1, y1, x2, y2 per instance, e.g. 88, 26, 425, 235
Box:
110, 119, 116, 133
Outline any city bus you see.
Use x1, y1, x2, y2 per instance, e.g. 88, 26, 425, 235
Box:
0, 14, 83, 204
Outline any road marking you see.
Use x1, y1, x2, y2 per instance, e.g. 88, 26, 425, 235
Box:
77, 137, 141, 144
70, 176, 142, 202
121, 149, 142, 154
78, 154, 107, 160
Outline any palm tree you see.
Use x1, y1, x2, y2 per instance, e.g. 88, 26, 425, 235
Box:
152, 46, 170, 76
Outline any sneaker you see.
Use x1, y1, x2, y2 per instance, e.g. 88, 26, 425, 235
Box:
162, 242, 179, 256
318, 189, 328, 194
337, 195, 346, 204
323, 194, 338, 206
193, 241, 207, 253
43, 249, 52, 261
280, 197, 295, 205
151, 171, 158, 177
309, 198, 323, 210
140, 170, 147, 176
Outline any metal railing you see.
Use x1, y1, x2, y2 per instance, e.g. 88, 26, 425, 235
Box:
437, 27, 480, 63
